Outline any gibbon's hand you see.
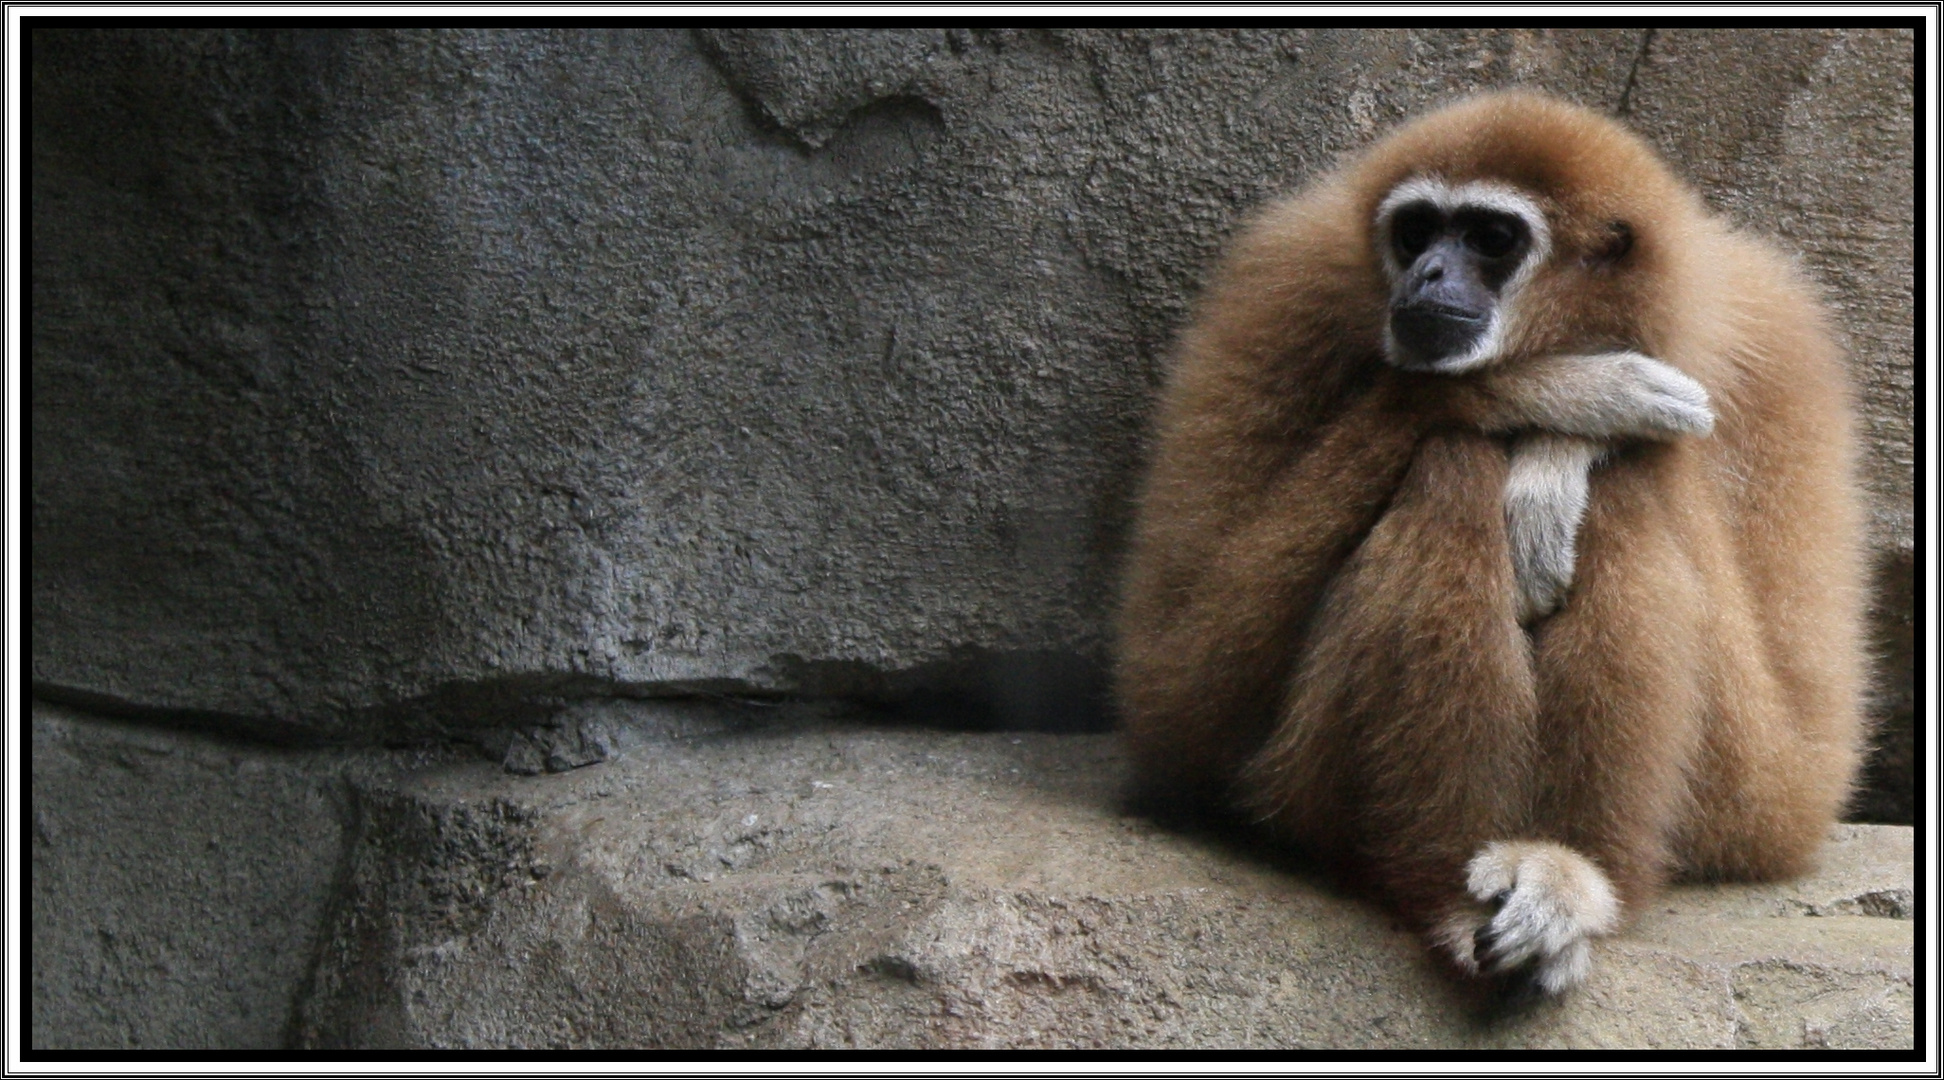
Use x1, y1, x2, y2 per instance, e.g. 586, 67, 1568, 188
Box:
1505, 433, 1603, 623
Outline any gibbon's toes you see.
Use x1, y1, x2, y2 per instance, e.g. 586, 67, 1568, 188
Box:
1463, 841, 1619, 995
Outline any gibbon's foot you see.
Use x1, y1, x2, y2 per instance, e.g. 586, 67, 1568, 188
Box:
1444, 841, 1620, 996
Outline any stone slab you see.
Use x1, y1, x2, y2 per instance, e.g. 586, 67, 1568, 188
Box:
29, 698, 1918, 1050
286, 700, 1916, 1051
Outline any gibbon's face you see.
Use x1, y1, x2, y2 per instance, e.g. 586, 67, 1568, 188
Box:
1375, 177, 1552, 374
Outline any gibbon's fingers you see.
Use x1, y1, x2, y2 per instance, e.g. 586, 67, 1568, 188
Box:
1464, 841, 1620, 995
1505, 433, 1604, 623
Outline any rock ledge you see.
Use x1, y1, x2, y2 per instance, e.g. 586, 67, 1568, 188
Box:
32, 699, 1914, 1050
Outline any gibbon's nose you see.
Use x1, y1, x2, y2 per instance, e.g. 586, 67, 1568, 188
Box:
1405, 244, 1489, 316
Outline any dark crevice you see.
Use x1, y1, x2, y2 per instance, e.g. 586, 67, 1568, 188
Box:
31, 681, 338, 749
1850, 546, 1916, 825
32, 644, 1118, 762
280, 772, 365, 1049
1616, 28, 1657, 116
765, 648, 1114, 733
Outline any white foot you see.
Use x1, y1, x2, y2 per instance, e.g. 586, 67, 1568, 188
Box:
1443, 840, 1620, 996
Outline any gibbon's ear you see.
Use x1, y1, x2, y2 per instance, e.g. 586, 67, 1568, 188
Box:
1586, 221, 1635, 267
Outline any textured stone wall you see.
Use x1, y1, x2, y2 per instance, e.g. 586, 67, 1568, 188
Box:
32, 28, 1914, 747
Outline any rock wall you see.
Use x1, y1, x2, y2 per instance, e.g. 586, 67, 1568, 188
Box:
31, 28, 1915, 751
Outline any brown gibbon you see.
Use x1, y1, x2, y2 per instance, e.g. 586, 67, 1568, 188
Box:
1115, 91, 1867, 996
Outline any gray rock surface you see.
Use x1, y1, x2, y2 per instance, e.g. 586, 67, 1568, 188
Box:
31, 30, 1916, 768
30, 699, 1914, 1051
29, 701, 349, 1049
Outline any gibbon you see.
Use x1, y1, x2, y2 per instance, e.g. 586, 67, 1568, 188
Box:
1115, 91, 1867, 997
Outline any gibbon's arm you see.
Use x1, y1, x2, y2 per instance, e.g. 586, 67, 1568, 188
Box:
1439, 351, 1715, 622
1117, 376, 1424, 806
1455, 350, 1714, 440
1122, 348, 1716, 798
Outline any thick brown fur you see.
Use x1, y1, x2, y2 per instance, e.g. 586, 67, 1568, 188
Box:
1115, 92, 1867, 986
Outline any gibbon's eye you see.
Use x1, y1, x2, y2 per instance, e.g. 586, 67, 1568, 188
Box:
1465, 216, 1524, 260
1390, 204, 1440, 261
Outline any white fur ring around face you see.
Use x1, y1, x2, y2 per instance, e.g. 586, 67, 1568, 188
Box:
1456, 840, 1621, 996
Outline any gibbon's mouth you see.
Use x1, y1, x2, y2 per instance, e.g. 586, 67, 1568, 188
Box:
1390, 302, 1488, 368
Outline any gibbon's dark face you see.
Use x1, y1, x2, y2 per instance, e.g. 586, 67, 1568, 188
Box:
1385, 202, 1532, 370
1375, 178, 1550, 374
